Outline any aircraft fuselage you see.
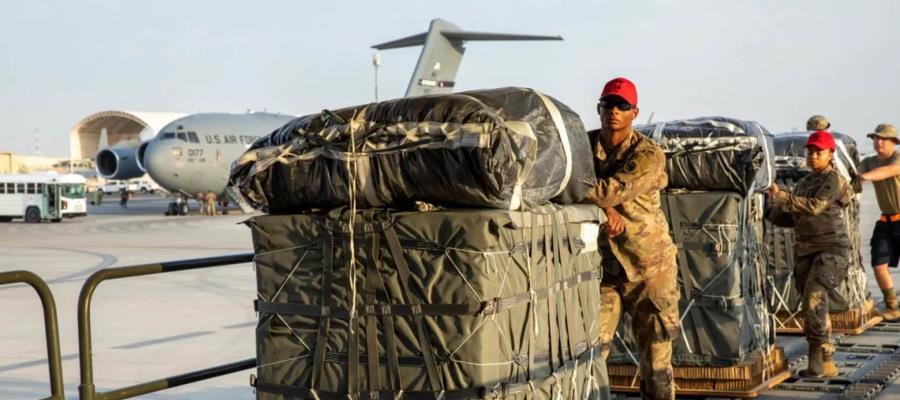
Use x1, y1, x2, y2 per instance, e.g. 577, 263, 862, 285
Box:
140, 112, 295, 198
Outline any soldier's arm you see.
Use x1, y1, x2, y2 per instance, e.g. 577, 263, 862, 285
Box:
860, 164, 900, 182
773, 174, 840, 216
584, 149, 663, 208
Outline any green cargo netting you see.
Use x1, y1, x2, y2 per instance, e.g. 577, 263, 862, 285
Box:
609, 192, 774, 367
247, 205, 610, 400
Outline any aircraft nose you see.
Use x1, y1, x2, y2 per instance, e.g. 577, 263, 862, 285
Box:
142, 141, 180, 190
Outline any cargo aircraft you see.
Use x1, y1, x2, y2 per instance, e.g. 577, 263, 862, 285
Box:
94, 18, 562, 214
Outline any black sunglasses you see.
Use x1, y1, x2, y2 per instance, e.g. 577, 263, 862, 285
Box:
597, 99, 634, 113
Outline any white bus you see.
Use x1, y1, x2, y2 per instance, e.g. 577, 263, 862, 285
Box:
0, 173, 88, 222
59, 173, 88, 218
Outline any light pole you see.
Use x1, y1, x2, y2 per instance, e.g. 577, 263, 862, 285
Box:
372, 51, 381, 101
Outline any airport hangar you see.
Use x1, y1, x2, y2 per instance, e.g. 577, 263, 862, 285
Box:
68, 110, 187, 167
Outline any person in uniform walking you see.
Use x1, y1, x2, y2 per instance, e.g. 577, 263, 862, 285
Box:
206, 190, 217, 216
119, 188, 129, 208
766, 130, 852, 377
585, 77, 680, 400
855, 123, 900, 321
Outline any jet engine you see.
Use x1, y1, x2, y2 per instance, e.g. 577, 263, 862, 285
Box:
135, 141, 150, 173
96, 144, 145, 180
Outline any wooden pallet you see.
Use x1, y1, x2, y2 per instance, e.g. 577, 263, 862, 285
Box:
608, 347, 790, 398
776, 299, 884, 335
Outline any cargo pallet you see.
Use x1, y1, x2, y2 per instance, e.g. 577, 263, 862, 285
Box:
608, 347, 790, 398
775, 299, 883, 335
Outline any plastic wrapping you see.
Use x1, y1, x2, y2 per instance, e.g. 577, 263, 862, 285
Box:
231, 87, 596, 213
636, 117, 775, 195
772, 131, 860, 167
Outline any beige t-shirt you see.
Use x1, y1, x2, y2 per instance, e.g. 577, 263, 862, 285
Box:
859, 151, 900, 214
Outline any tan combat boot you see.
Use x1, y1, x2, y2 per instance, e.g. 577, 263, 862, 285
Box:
882, 297, 900, 322
800, 344, 824, 378
821, 346, 839, 378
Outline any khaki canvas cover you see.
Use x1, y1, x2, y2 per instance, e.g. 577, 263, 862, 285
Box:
609, 192, 773, 367
247, 205, 609, 399
231, 87, 596, 213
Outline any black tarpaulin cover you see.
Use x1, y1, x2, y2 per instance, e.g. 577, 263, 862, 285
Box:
230, 87, 596, 213
636, 117, 775, 194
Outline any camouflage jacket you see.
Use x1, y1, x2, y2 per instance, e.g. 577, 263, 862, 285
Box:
584, 129, 677, 282
769, 166, 852, 256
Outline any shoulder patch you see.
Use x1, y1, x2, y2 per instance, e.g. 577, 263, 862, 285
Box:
625, 160, 639, 174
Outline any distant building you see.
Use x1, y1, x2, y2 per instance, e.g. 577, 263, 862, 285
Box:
0, 152, 67, 174
69, 110, 187, 161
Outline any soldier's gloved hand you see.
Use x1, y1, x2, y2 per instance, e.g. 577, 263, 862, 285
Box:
603, 207, 625, 238
851, 175, 863, 193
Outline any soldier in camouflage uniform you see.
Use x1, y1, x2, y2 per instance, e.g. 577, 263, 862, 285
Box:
584, 77, 680, 400
767, 130, 852, 378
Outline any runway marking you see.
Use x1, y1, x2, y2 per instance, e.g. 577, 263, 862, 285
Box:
0, 353, 78, 373
111, 330, 216, 350
222, 321, 256, 329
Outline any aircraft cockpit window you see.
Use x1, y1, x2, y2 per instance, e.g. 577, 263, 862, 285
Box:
161, 132, 176, 140
187, 131, 200, 143
176, 132, 188, 142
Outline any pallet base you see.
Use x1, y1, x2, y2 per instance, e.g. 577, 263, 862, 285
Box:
608, 347, 789, 398
776, 299, 883, 335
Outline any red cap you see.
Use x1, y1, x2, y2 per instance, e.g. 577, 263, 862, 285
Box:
805, 130, 836, 151
600, 77, 638, 106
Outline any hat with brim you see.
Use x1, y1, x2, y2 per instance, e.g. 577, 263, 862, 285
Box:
868, 123, 899, 142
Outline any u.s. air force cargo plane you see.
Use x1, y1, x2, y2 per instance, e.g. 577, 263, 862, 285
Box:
94, 18, 561, 214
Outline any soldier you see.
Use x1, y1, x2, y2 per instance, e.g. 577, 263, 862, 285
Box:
807, 115, 831, 131
855, 123, 900, 321
766, 130, 852, 378
585, 77, 680, 400
196, 192, 207, 215
206, 190, 217, 216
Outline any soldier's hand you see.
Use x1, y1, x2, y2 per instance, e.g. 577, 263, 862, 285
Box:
767, 183, 779, 198
851, 175, 864, 193
603, 207, 625, 238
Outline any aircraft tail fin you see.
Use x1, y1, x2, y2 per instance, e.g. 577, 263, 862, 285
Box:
98, 128, 109, 150
373, 18, 562, 98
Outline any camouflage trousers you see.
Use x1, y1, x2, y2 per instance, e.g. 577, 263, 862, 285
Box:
599, 259, 681, 400
794, 247, 851, 346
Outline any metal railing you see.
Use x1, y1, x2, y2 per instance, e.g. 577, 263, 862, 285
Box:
0, 270, 65, 400
77, 253, 256, 400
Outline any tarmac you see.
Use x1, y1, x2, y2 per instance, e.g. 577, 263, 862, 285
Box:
1, 186, 899, 399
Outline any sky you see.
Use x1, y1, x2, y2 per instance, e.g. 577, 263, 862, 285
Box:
1, 0, 898, 157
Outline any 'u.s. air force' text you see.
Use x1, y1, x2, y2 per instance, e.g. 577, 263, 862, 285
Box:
204, 135, 260, 144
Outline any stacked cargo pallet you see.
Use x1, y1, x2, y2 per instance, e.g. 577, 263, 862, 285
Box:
766, 132, 879, 335
231, 88, 610, 400
606, 117, 789, 398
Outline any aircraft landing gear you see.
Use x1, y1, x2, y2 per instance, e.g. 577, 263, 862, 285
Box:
164, 194, 190, 216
